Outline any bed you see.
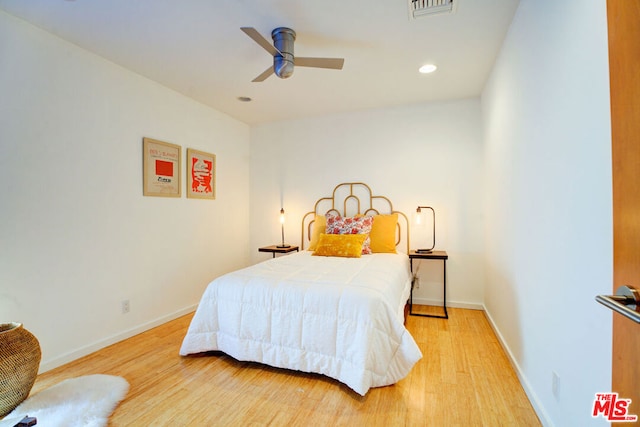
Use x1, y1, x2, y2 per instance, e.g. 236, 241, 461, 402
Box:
179, 182, 422, 395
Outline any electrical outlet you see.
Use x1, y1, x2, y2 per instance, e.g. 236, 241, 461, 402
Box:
121, 299, 130, 314
551, 371, 559, 400
413, 275, 419, 289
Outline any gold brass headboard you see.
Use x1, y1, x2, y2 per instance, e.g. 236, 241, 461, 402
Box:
301, 182, 410, 253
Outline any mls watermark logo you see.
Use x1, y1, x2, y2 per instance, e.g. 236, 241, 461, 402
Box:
592, 393, 638, 422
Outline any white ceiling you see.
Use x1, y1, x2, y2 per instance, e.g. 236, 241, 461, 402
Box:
0, 0, 519, 125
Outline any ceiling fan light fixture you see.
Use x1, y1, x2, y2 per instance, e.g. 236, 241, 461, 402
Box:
272, 28, 296, 79
419, 64, 438, 74
241, 26, 344, 82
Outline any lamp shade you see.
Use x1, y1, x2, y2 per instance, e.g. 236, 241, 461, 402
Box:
277, 208, 290, 248
415, 206, 435, 253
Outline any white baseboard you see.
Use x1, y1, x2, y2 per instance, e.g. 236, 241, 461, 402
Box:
482, 305, 552, 427
411, 296, 483, 310
39, 304, 198, 373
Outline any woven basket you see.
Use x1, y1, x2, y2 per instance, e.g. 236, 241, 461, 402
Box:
0, 323, 41, 418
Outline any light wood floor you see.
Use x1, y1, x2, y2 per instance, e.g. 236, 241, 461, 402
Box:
29, 307, 540, 426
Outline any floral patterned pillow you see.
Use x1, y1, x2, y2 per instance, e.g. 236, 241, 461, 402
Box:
325, 213, 373, 254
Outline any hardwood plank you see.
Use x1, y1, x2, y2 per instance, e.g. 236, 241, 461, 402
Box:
22, 307, 540, 426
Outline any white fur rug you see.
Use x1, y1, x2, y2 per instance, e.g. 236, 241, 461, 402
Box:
0, 374, 129, 427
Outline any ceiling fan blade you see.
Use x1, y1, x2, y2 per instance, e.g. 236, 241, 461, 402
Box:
241, 27, 281, 56
294, 57, 344, 70
252, 66, 274, 82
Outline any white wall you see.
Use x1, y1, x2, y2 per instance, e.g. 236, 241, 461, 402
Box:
481, 1, 612, 426
250, 99, 486, 308
0, 11, 251, 371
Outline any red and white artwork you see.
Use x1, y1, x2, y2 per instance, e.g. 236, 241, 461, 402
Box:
187, 148, 216, 199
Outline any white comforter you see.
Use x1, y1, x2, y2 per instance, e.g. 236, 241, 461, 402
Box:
179, 251, 422, 395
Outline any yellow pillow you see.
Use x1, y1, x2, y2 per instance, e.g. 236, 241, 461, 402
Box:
369, 213, 398, 253
312, 233, 367, 258
307, 215, 327, 250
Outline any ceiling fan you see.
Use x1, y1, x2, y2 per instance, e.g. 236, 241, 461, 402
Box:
241, 27, 345, 82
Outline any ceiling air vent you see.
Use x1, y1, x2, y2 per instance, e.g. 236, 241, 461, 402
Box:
409, 0, 457, 20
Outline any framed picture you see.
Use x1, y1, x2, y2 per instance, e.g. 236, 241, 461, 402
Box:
187, 148, 216, 200
142, 138, 181, 197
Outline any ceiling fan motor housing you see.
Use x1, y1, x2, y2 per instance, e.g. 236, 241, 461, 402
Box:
271, 27, 295, 79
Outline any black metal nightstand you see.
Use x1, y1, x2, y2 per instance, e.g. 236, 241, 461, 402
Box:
258, 245, 300, 258
409, 250, 448, 319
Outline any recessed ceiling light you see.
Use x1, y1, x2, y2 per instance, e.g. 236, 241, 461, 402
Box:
237, 96, 252, 102
419, 64, 438, 74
